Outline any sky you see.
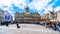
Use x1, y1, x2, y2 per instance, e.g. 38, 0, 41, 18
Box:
0, 0, 60, 16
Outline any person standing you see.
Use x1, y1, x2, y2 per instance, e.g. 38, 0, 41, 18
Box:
4, 10, 13, 27
5, 21, 9, 27
15, 21, 20, 28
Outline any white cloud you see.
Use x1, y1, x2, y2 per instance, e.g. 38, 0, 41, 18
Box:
0, 0, 59, 16
28, 0, 52, 15
29, 0, 51, 10
44, 8, 50, 14
0, 0, 26, 14
55, 6, 60, 11
44, 0, 58, 14
0, 0, 53, 14
12, 0, 26, 9
0, 0, 26, 10
0, 0, 13, 7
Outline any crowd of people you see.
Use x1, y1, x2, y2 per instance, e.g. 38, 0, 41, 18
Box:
0, 20, 60, 31
40, 21, 60, 32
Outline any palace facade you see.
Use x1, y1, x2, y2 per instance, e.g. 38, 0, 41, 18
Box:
14, 6, 41, 23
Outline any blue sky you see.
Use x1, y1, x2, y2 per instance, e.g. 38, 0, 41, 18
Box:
0, 0, 60, 16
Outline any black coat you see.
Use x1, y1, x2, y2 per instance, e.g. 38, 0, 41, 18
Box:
58, 23, 60, 27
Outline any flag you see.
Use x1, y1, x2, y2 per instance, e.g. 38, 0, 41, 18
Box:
49, 11, 54, 14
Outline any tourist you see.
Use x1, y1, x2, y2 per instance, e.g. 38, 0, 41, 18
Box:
56, 21, 60, 31
16, 21, 20, 28
5, 21, 9, 27
45, 21, 50, 28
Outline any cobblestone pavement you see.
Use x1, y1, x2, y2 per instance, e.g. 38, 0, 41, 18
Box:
0, 24, 59, 34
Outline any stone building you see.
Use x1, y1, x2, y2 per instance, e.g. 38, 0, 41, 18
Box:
41, 13, 53, 21
57, 11, 60, 21
15, 6, 41, 23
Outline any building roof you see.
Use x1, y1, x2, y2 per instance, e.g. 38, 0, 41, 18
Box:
24, 12, 32, 16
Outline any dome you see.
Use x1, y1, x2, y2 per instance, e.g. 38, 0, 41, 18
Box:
24, 12, 32, 17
